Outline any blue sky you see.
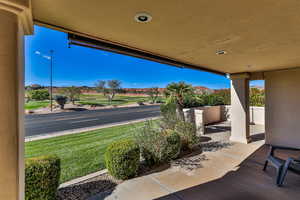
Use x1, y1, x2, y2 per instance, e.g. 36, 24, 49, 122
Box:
25, 26, 263, 89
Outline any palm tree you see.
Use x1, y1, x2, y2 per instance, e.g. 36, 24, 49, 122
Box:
165, 82, 194, 121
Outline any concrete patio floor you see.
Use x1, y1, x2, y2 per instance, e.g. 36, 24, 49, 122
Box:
89, 122, 299, 200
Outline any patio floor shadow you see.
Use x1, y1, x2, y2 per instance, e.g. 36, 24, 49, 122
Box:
154, 145, 300, 200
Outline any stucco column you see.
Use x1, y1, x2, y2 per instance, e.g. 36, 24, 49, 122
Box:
229, 73, 251, 143
0, 1, 33, 199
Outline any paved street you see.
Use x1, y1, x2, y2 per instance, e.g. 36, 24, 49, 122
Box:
25, 105, 160, 137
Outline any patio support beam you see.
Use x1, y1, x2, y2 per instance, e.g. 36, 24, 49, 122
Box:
0, 1, 33, 199
229, 73, 251, 143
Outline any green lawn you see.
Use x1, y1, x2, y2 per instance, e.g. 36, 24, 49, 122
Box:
78, 94, 150, 106
25, 94, 165, 110
25, 100, 50, 110
25, 121, 145, 183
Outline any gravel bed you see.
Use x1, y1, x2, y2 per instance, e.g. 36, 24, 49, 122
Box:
57, 173, 121, 200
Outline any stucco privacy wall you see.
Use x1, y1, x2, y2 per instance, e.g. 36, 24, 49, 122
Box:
265, 68, 300, 149
222, 105, 265, 125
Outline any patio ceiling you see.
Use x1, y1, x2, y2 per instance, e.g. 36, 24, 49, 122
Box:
32, 0, 300, 74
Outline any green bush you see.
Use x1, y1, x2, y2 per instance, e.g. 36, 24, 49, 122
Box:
28, 89, 49, 101
199, 93, 225, 106
175, 121, 199, 150
135, 121, 181, 166
105, 139, 140, 180
163, 129, 181, 160
25, 155, 60, 200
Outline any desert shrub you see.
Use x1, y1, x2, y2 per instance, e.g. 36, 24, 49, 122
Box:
162, 129, 181, 160
54, 95, 68, 109
105, 139, 140, 180
28, 89, 49, 101
25, 155, 60, 200
174, 121, 199, 150
135, 121, 181, 166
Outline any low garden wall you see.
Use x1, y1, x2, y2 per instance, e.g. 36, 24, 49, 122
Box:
221, 105, 265, 125
184, 105, 265, 135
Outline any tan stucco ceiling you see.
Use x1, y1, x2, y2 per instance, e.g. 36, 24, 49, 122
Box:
32, 0, 300, 74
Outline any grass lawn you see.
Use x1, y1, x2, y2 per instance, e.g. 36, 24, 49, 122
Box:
25, 121, 145, 183
25, 100, 50, 110
78, 94, 150, 106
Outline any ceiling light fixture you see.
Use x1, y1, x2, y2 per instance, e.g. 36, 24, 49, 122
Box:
216, 50, 227, 55
134, 12, 152, 23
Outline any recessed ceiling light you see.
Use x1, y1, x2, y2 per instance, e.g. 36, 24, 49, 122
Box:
216, 50, 227, 55
134, 13, 152, 23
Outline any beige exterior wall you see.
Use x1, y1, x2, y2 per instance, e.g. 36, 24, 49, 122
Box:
184, 106, 222, 126
250, 106, 264, 125
265, 68, 300, 149
222, 105, 265, 125
199, 106, 221, 125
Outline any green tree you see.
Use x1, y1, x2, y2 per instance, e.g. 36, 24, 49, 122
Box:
147, 87, 160, 104
55, 95, 68, 109
95, 80, 122, 104
27, 89, 49, 101
63, 86, 82, 105
165, 82, 194, 121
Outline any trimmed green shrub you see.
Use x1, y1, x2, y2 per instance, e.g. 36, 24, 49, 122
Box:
25, 155, 60, 200
28, 89, 49, 101
105, 139, 140, 180
175, 121, 199, 150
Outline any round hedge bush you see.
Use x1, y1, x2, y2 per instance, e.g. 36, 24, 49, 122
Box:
105, 139, 140, 180
25, 155, 60, 200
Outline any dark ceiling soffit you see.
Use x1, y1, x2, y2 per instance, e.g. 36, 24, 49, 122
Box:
68, 34, 226, 76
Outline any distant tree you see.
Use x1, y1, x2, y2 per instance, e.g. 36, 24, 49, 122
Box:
147, 87, 160, 104
165, 82, 194, 121
27, 89, 49, 101
63, 86, 82, 104
95, 80, 122, 104
55, 95, 68, 109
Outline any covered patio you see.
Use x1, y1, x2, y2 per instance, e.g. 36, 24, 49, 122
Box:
1, 0, 300, 199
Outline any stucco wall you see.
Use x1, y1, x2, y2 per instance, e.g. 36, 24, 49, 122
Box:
265, 68, 300, 149
221, 105, 265, 125
184, 106, 222, 125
